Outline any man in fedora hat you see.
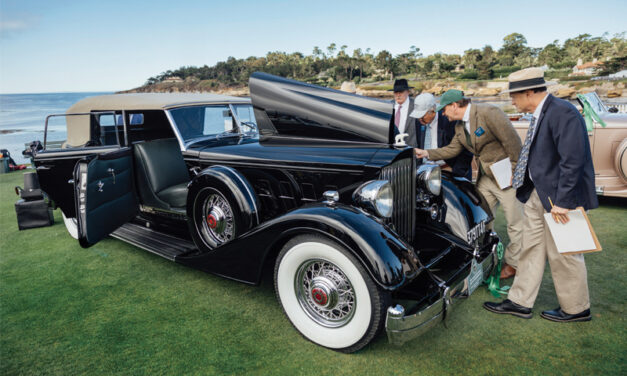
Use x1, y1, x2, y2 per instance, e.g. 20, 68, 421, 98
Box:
409, 92, 472, 178
484, 67, 598, 322
389, 79, 416, 143
415, 90, 523, 279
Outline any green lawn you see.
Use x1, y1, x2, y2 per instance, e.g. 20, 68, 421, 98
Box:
1, 171, 625, 375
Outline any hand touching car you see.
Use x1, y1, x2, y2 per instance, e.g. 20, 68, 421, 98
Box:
414, 148, 429, 159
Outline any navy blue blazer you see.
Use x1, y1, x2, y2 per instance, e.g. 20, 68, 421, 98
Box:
516, 94, 598, 212
418, 110, 473, 179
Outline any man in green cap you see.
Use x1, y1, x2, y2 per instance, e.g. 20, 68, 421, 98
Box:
415, 89, 523, 279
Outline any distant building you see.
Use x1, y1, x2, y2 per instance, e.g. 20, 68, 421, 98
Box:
163, 76, 183, 83
570, 58, 604, 77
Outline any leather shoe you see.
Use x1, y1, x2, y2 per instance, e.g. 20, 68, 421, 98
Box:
483, 299, 532, 319
500, 263, 516, 279
540, 307, 591, 322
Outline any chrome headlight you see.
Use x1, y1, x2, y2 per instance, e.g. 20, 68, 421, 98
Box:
352, 180, 393, 218
417, 164, 441, 196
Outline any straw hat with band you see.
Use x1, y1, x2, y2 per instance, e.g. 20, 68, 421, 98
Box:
502, 67, 555, 94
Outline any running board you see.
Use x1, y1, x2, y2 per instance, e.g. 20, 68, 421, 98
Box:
111, 222, 197, 261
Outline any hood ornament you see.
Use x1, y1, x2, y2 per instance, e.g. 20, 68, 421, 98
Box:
394, 133, 408, 148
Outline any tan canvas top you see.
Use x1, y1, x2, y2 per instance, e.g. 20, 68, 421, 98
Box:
66, 93, 250, 113
62, 93, 249, 147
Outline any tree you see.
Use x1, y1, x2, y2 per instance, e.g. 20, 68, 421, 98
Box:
537, 40, 566, 67
375, 50, 394, 79
498, 33, 529, 66
326, 43, 337, 59
410, 45, 422, 78
463, 48, 482, 69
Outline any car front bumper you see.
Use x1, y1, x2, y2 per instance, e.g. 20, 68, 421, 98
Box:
385, 240, 499, 345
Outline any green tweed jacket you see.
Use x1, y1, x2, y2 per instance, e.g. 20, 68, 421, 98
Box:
427, 103, 522, 181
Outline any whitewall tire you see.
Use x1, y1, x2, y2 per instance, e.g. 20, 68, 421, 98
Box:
62, 212, 78, 239
274, 234, 389, 353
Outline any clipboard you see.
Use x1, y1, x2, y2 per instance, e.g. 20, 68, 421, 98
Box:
544, 207, 602, 254
489, 158, 512, 190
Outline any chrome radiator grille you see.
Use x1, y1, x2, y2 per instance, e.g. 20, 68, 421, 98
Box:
380, 157, 416, 242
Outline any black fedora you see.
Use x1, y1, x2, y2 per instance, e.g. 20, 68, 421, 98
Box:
389, 79, 412, 92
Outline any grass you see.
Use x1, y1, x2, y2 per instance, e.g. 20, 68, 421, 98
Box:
1, 170, 626, 375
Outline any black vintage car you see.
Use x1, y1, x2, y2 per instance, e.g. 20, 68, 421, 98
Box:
33, 72, 500, 353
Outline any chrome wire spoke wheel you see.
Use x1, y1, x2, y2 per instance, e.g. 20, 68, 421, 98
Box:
275, 235, 389, 352
295, 259, 356, 327
201, 191, 235, 245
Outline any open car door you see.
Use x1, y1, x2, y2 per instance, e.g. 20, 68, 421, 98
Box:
73, 147, 138, 248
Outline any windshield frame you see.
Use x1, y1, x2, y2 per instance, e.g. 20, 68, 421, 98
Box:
165, 103, 257, 150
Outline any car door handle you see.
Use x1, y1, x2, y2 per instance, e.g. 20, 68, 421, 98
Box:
36, 166, 51, 171
108, 168, 116, 184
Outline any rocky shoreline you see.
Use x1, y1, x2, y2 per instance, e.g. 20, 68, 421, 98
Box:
120, 78, 625, 103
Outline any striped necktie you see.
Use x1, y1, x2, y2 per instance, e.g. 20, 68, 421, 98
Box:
512, 116, 537, 189
394, 104, 402, 132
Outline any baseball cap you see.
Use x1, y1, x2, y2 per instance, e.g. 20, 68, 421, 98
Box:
436, 89, 465, 112
409, 93, 437, 119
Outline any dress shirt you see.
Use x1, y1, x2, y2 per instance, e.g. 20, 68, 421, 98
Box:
424, 112, 444, 165
463, 104, 472, 134
394, 99, 410, 133
531, 93, 549, 141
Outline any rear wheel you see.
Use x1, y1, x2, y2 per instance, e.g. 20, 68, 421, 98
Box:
190, 186, 242, 250
274, 234, 389, 353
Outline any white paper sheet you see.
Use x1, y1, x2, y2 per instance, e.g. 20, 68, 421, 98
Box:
544, 209, 597, 253
489, 158, 512, 189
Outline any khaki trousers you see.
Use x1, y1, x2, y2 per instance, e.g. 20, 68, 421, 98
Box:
508, 190, 590, 314
477, 176, 523, 268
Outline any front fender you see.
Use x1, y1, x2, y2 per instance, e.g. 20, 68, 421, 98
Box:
176, 203, 422, 290
266, 203, 421, 290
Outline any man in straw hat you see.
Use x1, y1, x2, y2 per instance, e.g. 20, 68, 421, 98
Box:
415, 90, 523, 279
484, 67, 598, 322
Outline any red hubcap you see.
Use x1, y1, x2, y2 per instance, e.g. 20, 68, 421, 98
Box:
206, 215, 217, 229
311, 288, 328, 305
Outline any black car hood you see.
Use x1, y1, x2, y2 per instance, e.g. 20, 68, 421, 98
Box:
249, 72, 393, 144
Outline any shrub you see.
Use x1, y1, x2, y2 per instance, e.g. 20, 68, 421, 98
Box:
459, 70, 479, 80
492, 66, 521, 75
545, 69, 572, 79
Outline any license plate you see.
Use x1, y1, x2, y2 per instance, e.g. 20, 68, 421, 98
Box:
467, 258, 484, 295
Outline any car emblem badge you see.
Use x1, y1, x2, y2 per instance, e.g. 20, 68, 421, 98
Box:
97, 181, 104, 192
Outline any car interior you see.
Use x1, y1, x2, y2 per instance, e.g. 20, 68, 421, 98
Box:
133, 138, 190, 213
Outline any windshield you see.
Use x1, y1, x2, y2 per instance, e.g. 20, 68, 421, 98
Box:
169, 104, 256, 143
580, 92, 607, 113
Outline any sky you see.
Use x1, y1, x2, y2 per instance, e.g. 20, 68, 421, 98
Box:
0, 0, 626, 94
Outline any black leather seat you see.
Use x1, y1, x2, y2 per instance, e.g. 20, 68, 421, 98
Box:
133, 138, 190, 212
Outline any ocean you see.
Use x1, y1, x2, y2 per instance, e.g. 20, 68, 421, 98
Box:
0, 92, 111, 164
